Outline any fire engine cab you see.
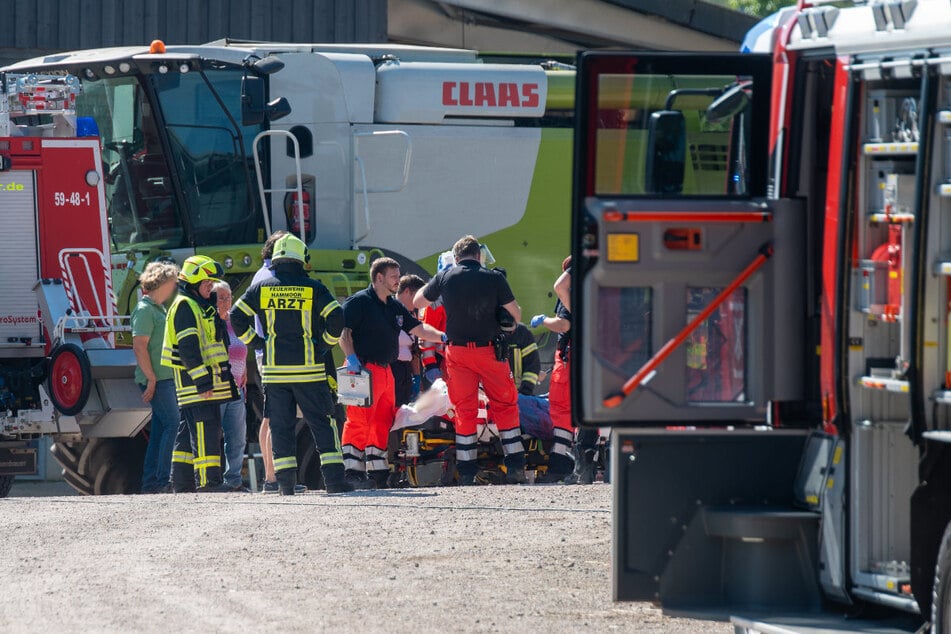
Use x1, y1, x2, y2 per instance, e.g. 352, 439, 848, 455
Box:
573, 0, 951, 629
0, 75, 150, 496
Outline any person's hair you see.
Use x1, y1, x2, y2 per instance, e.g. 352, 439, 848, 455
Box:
139, 262, 180, 294
562, 255, 572, 272
370, 257, 400, 283
452, 235, 481, 261
262, 230, 289, 260
212, 280, 232, 296
398, 274, 425, 294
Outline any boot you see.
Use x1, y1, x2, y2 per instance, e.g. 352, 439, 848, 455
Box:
322, 464, 355, 494
344, 469, 377, 490
457, 460, 478, 486
538, 452, 574, 483
369, 469, 391, 490
276, 469, 298, 496
503, 452, 528, 485
196, 482, 233, 493
563, 447, 596, 485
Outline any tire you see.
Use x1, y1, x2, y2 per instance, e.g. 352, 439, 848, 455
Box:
48, 343, 92, 416
933, 520, 951, 633
50, 436, 147, 495
0, 475, 13, 498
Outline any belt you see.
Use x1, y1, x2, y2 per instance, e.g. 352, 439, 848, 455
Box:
448, 341, 492, 348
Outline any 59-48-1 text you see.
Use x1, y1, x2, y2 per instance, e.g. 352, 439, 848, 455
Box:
54, 191, 91, 206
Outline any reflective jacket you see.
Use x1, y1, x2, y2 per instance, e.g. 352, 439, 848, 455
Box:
419, 301, 446, 371
230, 262, 343, 384
161, 287, 235, 408
506, 323, 540, 394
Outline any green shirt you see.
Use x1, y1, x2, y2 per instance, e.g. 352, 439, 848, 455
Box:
131, 295, 173, 385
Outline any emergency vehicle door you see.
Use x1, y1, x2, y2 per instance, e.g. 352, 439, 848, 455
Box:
572, 52, 806, 425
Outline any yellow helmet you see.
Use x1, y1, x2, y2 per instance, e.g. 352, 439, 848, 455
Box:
179, 255, 224, 285
271, 234, 308, 264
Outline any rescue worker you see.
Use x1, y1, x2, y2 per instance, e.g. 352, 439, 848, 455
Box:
507, 322, 541, 396
394, 274, 426, 406
340, 257, 446, 489
230, 234, 351, 495
531, 256, 596, 484
418, 250, 453, 388
414, 235, 527, 485
162, 255, 237, 493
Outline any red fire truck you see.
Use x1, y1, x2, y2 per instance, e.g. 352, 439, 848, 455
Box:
573, 0, 951, 629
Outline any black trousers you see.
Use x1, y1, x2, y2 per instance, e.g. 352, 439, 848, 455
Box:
267, 381, 345, 488
171, 402, 223, 491
391, 360, 414, 407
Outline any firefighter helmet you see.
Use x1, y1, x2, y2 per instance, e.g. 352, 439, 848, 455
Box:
271, 234, 309, 264
179, 255, 224, 285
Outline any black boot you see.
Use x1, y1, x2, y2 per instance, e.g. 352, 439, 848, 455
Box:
538, 452, 574, 483
503, 452, 528, 484
276, 469, 298, 496
344, 469, 377, 490
321, 463, 355, 494
369, 469, 391, 490
563, 447, 595, 485
457, 460, 478, 486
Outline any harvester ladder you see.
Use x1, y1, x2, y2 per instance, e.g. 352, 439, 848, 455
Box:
252, 130, 307, 241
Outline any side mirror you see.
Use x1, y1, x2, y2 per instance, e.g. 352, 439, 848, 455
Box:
645, 110, 686, 195
241, 76, 292, 126
706, 81, 751, 124
251, 56, 285, 76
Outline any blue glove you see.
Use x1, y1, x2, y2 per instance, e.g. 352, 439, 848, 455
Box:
424, 367, 441, 384
440, 332, 448, 343
346, 354, 361, 374
530, 314, 547, 328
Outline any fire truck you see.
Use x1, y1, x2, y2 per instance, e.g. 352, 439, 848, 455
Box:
572, 0, 951, 629
0, 40, 583, 497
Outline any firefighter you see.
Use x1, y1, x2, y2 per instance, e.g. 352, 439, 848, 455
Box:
531, 256, 596, 484
508, 321, 541, 395
340, 257, 446, 489
413, 235, 527, 485
161, 255, 237, 493
230, 234, 351, 495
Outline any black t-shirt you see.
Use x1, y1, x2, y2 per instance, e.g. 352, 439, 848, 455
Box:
343, 286, 421, 365
423, 260, 515, 344
555, 300, 571, 360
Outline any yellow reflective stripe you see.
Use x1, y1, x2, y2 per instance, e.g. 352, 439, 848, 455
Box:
172, 451, 194, 464
319, 452, 343, 465
233, 298, 255, 317
521, 343, 538, 356
237, 328, 257, 344
329, 418, 343, 454
196, 420, 207, 488
323, 331, 340, 345
521, 372, 539, 385
274, 456, 298, 471
302, 308, 314, 367
187, 366, 210, 380
260, 373, 326, 384
320, 300, 341, 319
194, 456, 221, 467
178, 327, 199, 339
513, 352, 522, 383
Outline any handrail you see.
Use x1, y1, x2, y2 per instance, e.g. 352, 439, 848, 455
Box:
252, 130, 308, 241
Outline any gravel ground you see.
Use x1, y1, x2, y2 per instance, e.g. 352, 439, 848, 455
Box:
2, 481, 731, 633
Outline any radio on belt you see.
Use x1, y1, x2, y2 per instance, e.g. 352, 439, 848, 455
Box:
336, 367, 373, 407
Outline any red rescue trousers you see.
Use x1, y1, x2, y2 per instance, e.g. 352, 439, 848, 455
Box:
548, 352, 574, 462
342, 362, 395, 472
444, 344, 520, 435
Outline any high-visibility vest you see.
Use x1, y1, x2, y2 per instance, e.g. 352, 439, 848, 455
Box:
161, 293, 233, 407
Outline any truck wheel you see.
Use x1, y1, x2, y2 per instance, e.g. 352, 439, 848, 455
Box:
933, 521, 951, 632
0, 475, 13, 498
295, 419, 325, 491
51, 436, 147, 495
48, 343, 92, 416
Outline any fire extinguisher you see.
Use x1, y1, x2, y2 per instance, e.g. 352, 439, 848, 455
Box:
869, 224, 902, 316
286, 190, 310, 235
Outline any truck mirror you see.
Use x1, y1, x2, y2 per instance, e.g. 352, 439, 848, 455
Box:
267, 97, 291, 122
241, 76, 292, 126
251, 55, 285, 76
241, 76, 267, 126
706, 81, 751, 124
645, 110, 686, 195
